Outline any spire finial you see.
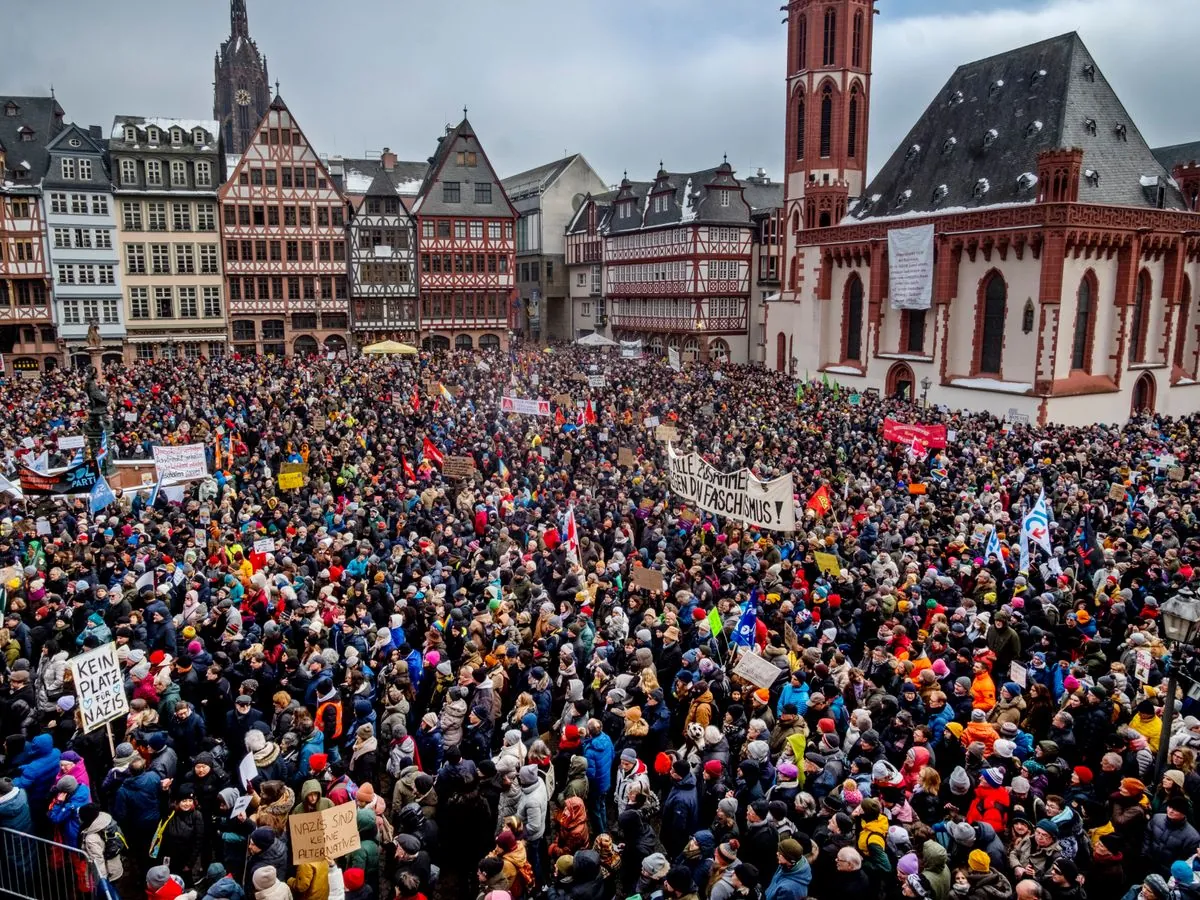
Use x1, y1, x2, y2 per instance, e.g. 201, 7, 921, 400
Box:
463, 104, 468, 120
724, 153, 728, 164
275, 79, 280, 95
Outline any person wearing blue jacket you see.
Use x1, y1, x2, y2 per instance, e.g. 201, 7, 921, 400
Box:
46, 774, 91, 847
662, 759, 700, 858
766, 837, 813, 900
583, 719, 614, 834
0, 780, 34, 887
13, 733, 61, 815
112, 758, 163, 865
776, 672, 810, 718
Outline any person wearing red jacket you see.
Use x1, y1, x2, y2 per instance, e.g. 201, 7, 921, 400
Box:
966, 766, 1009, 832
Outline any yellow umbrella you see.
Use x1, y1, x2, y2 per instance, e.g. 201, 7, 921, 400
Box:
362, 340, 418, 356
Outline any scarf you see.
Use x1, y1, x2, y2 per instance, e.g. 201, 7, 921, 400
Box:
352, 735, 378, 766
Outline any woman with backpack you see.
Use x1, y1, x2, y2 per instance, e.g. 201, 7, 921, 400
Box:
79, 803, 131, 896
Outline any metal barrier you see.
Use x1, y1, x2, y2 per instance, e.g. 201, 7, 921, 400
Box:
0, 827, 111, 900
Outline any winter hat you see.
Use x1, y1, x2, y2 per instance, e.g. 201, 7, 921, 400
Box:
718, 797, 739, 819
980, 767, 1004, 788
518, 765, 539, 787
955, 676, 971, 691
843, 786, 863, 807
146, 867, 171, 890
357, 783, 376, 803
897, 853, 919, 876
777, 762, 798, 780
1035, 819, 1059, 837
1002, 682, 1021, 696
113, 742, 137, 766
146, 733, 167, 752
859, 798, 881, 818
703, 760, 724, 776
621, 748, 638, 763
1073, 766, 1093, 784
1053, 858, 1079, 882
641, 853, 670, 879
496, 830, 517, 853
946, 820, 976, 845
1172, 861, 1196, 885
968, 850, 991, 873
253, 867, 278, 890
970, 709, 987, 722
54, 775, 78, 794
747, 740, 770, 762
778, 839, 806, 865
206, 863, 227, 881
1011, 776, 1031, 794
716, 840, 739, 862
992, 739, 1015, 759
1121, 778, 1146, 796
1144, 876, 1171, 899
949, 767, 971, 795
309, 753, 329, 773
343, 869, 366, 892
1165, 769, 1186, 789
250, 826, 277, 851
666, 867, 696, 895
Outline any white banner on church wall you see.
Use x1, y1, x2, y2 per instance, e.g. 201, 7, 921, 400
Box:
888, 223, 935, 310
666, 444, 795, 531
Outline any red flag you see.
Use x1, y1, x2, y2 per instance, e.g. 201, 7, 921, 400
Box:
422, 437, 444, 467
411, 390, 421, 413
564, 505, 579, 560
554, 407, 565, 427
402, 457, 415, 481
584, 399, 597, 425
807, 484, 833, 516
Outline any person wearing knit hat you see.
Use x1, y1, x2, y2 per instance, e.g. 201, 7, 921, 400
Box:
897, 852, 919, 876
948, 767, 972, 796
703, 759, 724, 777
642, 852, 670, 880
991, 739, 1015, 760
1142, 875, 1171, 900
1120, 777, 1146, 796
666, 865, 696, 896
1034, 818, 1059, 839
1171, 860, 1196, 886
979, 767, 1004, 788
1164, 769, 1186, 789
1072, 766, 1093, 785
146, 866, 173, 892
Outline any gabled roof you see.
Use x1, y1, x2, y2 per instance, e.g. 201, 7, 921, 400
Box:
565, 191, 618, 236
338, 157, 427, 197
0, 96, 65, 186
600, 162, 755, 233
852, 32, 1185, 222
501, 154, 586, 200
1152, 141, 1200, 173
412, 117, 516, 218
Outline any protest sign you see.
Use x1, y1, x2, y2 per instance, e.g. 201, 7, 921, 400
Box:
668, 346, 682, 372
630, 567, 665, 592
35, 517, 50, 536
19, 460, 102, 497
733, 652, 782, 690
666, 445, 795, 532
238, 753, 258, 789
887, 223, 935, 310
277, 471, 304, 490
561, 450, 573, 467
443, 455, 476, 479
882, 419, 948, 449
1108, 483, 1128, 502
232, 795, 253, 818
253, 537, 275, 554
289, 802, 361, 864
152, 444, 208, 484
618, 447, 636, 467
500, 396, 552, 417
1169, 467, 1186, 481
1009, 661, 1028, 689
280, 461, 309, 477
588, 374, 607, 388
620, 340, 643, 359
655, 424, 679, 443
813, 552, 842, 576
69, 643, 128, 734
643, 416, 660, 428
552, 393, 574, 408
57, 434, 85, 451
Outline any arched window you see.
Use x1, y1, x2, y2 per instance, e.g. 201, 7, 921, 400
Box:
454, 334, 473, 349
822, 7, 837, 66
1175, 274, 1192, 369
844, 275, 864, 361
1130, 270, 1151, 363
709, 339, 730, 362
847, 86, 860, 159
819, 84, 833, 159
1072, 274, 1094, 370
796, 14, 807, 70
795, 96, 805, 160
852, 11, 864, 67
979, 273, 1007, 374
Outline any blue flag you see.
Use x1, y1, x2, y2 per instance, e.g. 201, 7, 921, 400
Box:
89, 475, 116, 514
985, 526, 1006, 572
732, 589, 759, 647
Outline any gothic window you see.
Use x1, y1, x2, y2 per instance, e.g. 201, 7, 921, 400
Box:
795, 96, 805, 160
844, 274, 864, 361
979, 273, 1007, 374
820, 85, 833, 158
852, 11, 864, 67
796, 14, 807, 70
1176, 275, 1192, 369
822, 7, 837, 66
1072, 275, 1093, 370
1130, 270, 1151, 363
847, 86, 860, 159
906, 309, 926, 353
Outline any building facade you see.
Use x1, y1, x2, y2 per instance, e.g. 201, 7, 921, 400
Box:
220, 95, 350, 357
110, 117, 226, 361
502, 155, 607, 343
565, 198, 609, 340
413, 118, 516, 351
213, 0, 271, 157
769, 1, 1200, 423
43, 123, 125, 366
0, 96, 61, 373
342, 150, 425, 346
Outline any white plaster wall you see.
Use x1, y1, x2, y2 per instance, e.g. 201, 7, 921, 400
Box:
949, 256, 1041, 382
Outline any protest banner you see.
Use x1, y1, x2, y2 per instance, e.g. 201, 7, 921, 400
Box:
57, 434, 85, 451
289, 802, 361, 864
813, 552, 842, 576
668, 346, 682, 372
620, 340, 643, 359
588, 374, 607, 388
630, 567, 665, 592
152, 443, 208, 484
19, 460, 102, 497
733, 652, 782, 690
655, 424, 679, 443
280, 460, 309, 476
253, 537, 275, 554
666, 444, 795, 532
500, 395, 552, 417
69, 643, 128, 734
887, 223, 935, 310
881, 419, 948, 449
443, 455, 476, 479
277, 471, 304, 490
618, 447, 636, 467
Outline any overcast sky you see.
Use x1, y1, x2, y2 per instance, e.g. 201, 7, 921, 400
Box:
4, 0, 1197, 185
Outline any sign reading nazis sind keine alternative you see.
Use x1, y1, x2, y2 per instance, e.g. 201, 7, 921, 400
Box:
69, 642, 129, 733
289, 802, 361, 864
152, 443, 209, 484
666, 444, 794, 531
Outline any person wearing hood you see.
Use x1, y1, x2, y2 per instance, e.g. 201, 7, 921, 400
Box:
79, 802, 127, 889
561, 755, 589, 802
47, 773, 90, 847
201, 862, 247, 900
13, 732, 61, 813
921, 840, 951, 900
342, 807, 381, 888
293, 779, 333, 814
34, 640, 69, 715
245, 827, 290, 894
765, 837, 812, 900
251, 865, 292, 900
441, 686, 469, 749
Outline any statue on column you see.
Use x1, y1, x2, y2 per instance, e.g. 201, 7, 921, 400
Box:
84, 366, 111, 472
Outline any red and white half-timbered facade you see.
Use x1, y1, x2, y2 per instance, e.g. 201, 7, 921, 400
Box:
220, 95, 350, 357
414, 118, 515, 351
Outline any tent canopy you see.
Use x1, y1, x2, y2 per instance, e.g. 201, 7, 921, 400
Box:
362, 340, 418, 356
575, 332, 618, 347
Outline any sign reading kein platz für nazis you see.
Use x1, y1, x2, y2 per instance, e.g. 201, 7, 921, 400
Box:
69, 642, 129, 733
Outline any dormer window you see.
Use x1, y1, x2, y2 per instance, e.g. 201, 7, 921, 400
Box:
989, 79, 1004, 97
18, 126, 34, 142
974, 178, 991, 200
942, 136, 957, 155
948, 90, 964, 107
720, 190, 731, 208
931, 184, 948, 206
1017, 172, 1038, 193
1114, 123, 1128, 141
147, 127, 159, 144
905, 144, 921, 163
4, 102, 18, 117
1082, 64, 1096, 82
983, 128, 999, 149
124, 126, 136, 142
171, 128, 182, 144
1026, 120, 1044, 138
193, 129, 205, 143
1084, 118, 1097, 136
1030, 69, 1046, 88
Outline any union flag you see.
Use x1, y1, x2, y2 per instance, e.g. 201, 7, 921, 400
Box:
807, 484, 833, 516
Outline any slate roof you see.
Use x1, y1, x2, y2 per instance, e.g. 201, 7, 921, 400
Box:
501, 154, 581, 200
1152, 141, 1200, 173
0, 96, 65, 187
412, 117, 515, 218
852, 32, 1185, 222
339, 157, 428, 197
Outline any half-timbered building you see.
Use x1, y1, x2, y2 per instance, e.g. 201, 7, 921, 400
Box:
769, 0, 1200, 423
341, 150, 425, 346
413, 117, 516, 351
0, 96, 62, 373
220, 94, 350, 357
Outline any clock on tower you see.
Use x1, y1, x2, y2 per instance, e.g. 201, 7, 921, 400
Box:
235, 89, 252, 106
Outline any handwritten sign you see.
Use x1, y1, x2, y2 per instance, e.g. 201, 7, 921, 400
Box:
1108, 483, 1128, 502
443, 455, 476, 479
152, 443, 208, 484
68, 643, 128, 733
588, 374, 607, 388
630, 567, 665, 593
289, 802, 361, 864
1169, 467, 1186, 481
253, 537, 275, 554
57, 435, 85, 451
655, 424, 679, 443
278, 471, 304, 490
733, 652, 783, 690
618, 447, 636, 468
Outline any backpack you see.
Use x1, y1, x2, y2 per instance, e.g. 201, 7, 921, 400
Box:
102, 820, 128, 860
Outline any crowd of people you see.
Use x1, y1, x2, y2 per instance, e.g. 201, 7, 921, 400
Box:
0, 345, 1197, 900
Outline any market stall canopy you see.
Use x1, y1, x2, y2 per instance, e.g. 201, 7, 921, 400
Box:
362, 340, 418, 356
575, 332, 618, 347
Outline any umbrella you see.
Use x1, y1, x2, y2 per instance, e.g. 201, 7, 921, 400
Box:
575, 332, 618, 347
362, 340, 418, 356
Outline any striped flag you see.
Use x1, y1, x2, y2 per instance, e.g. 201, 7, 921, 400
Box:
985, 526, 1006, 572
732, 589, 759, 648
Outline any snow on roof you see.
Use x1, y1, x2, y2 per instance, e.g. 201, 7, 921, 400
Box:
1139, 174, 1161, 187
841, 198, 1036, 226
343, 169, 375, 194
113, 118, 218, 140
393, 177, 422, 195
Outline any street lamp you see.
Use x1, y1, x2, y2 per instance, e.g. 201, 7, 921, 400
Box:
1155, 589, 1200, 775
920, 376, 932, 408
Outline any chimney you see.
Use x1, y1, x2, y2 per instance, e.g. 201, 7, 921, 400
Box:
88, 125, 102, 141
326, 154, 344, 177
381, 147, 396, 172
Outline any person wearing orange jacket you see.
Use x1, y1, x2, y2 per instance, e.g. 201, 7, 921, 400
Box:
971, 659, 997, 712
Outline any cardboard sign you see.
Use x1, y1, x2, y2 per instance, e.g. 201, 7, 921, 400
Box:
618, 447, 636, 467
57, 434, 86, 451
1009, 661, 1027, 689
630, 566, 665, 592
443, 455, 476, 479
68, 643, 129, 734
1169, 467, 1186, 481
655, 424, 679, 443
314, 415, 328, 430
552, 393, 574, 408
1108, 483, 1128, 502
813, 551, 842, 576
733, 651, 783, 690
278, 471, 304, 490
561, 450, 573, 467
289, 802, 361, 864
253, 537, 275, 554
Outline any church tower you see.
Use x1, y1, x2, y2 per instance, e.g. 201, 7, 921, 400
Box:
213, 0, 271, 156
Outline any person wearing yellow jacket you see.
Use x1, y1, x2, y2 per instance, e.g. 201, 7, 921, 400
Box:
1129, 699, 1163, 753
856, 797, 892, 886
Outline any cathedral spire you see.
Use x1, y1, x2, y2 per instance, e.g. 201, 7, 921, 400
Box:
231, 0, 249, 37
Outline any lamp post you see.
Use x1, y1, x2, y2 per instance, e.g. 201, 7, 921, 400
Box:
920, 376, 932, 408
1155, 589, 1200, 776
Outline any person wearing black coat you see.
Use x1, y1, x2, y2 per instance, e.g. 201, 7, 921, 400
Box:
226, 698, 267, 758
244, 826, 290, 894
618, 807, 658, 895
168, 701, 208, 762
158, 787, 206, 886
739, 800, 780, 885
184, 752, 231, 825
